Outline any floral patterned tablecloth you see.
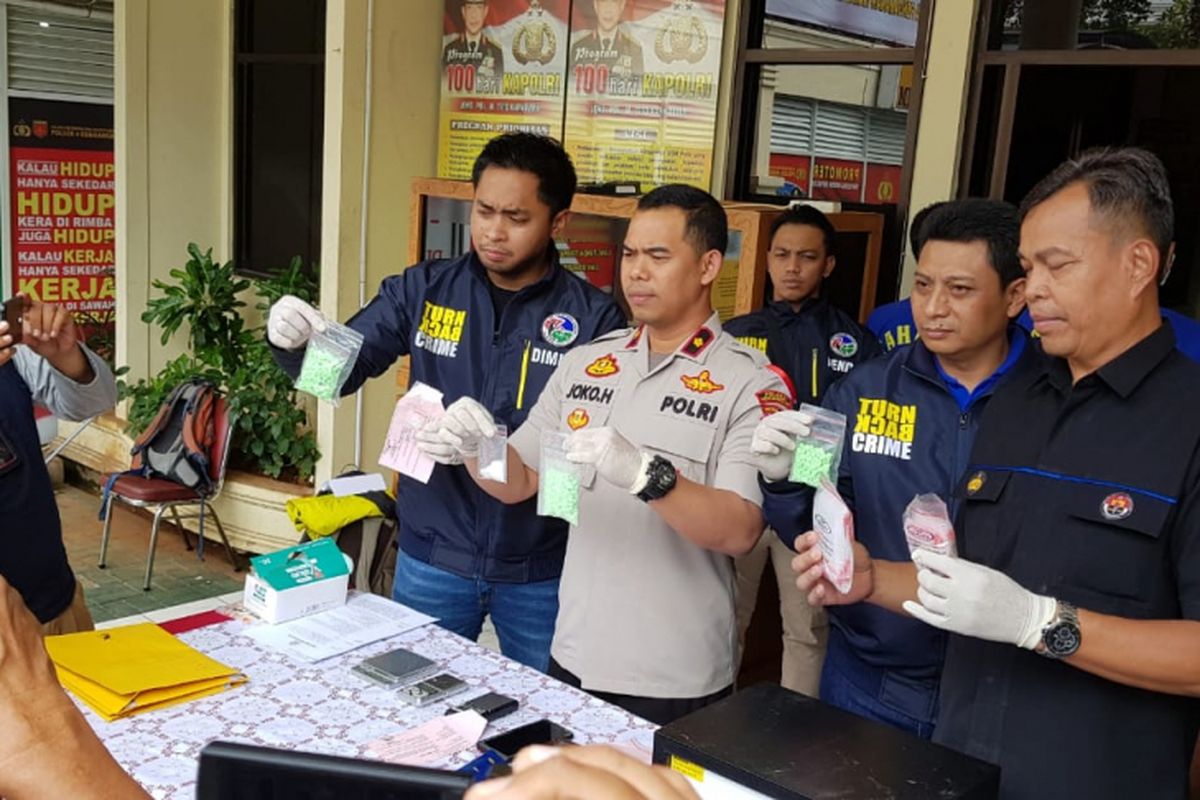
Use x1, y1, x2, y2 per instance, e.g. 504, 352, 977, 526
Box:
84, 611, 657, 799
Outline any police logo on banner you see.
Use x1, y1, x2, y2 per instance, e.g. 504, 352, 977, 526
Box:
542, 313, 579, 347
830, 332, 859, 358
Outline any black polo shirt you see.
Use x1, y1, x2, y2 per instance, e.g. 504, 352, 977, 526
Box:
934, 323, 1200, 800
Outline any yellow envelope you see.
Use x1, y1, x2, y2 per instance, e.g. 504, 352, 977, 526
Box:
45, 622, 247, 721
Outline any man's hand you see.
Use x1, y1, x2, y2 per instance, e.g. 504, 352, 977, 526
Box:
750, 411, 813, 482
466, 744, 699, 800
434, 397, 497, 457
902, 550, 1057, 649
0, 319, 15, 369
267, 295, 326, 350
0, 577, 151, 800
414, 419, 464, 466
19, 297, 81, 360
791, 530, 875, 606
566, 427, 645, 492
0, 295, 92, 381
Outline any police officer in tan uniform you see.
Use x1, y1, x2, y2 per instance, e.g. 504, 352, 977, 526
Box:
419, 185, 791, 724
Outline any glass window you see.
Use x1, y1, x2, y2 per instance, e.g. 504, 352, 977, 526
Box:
233, 0, 327, 278
988, 0, 1200, 51
749, 65, 909, 205
761, 0, 922, 48
741, 64, 910, 312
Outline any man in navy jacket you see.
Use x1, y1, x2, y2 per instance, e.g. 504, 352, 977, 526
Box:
268, 133, 625, 671
723, 205, 879, 697
749, 200, 1036, 737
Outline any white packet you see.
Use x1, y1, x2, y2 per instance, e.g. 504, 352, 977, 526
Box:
902, 493, 957, 558
478, 424, 508, 483
538, 431, 581, 525
812, 477, 855, 594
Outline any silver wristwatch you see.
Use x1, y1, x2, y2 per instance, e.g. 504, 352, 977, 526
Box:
1036, 600, 1081, 659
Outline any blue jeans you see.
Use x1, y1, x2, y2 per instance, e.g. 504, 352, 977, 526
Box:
391, 551, 559, 672
819, 632, 938, 740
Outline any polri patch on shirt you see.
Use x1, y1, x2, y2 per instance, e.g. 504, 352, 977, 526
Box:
566, 408, 590, 430
659, 394, 720, 424
542, 313, 579, 347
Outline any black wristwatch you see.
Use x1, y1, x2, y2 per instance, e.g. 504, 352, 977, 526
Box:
1036, 601, 1081, 659
635, 455, 678, 503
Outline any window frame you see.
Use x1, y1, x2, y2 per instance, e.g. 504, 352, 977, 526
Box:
724, 0, 935, 297
232, 0, 327, 279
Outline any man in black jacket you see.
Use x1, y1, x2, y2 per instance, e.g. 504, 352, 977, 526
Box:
724, 205, 879, 696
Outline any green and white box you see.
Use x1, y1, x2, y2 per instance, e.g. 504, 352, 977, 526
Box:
243, 538, 350, 624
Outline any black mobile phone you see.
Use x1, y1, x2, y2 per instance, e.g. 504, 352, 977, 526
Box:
478, 720, 574, 760
447, 691, 518, 722
3, 297, 25, 345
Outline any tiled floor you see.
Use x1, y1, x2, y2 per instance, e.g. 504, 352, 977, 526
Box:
56, 483, 246, 624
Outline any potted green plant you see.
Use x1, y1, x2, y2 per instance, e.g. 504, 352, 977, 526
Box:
120, 244, 320, 483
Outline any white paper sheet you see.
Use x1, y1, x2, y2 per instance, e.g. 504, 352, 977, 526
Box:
322, 472, 388, 497
244, 593, 436, 663
378, 382, 445, 483
366, 711, 488, 766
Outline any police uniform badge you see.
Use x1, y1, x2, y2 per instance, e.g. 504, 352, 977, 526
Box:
1101, 492, 1134, 521
681, 327, 715, 357
585, 353, 619, 377
680, 370, 724, 394
829, 332, 859, 358
966, 471, 986, 496
567, 408, 590, 430
541, 313, 579, 347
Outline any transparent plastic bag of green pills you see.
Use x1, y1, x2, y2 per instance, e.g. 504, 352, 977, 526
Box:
538, 431, 582, 526
294, 320, 365, 406
788, 403, 847, 488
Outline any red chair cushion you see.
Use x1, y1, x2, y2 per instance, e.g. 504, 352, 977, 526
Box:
105, 474, 204, 503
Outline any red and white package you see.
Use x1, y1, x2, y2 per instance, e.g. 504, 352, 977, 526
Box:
902, 493, 957, 558
812, 478, 855, 594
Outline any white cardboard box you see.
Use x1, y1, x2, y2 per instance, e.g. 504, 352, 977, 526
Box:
243, 538, 350, 624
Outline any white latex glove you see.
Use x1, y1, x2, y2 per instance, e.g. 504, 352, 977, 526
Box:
750, 410, 814, 482
436, 397, 496, 457
565, 427, 648, 492
414, 420, 463, 466
902, 550, 1057, 650
268, 295, 326, 350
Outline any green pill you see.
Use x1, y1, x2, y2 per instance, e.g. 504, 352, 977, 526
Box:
295, 345, 348, 402
789, 440, 835, 487
541, 466, 581, 525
